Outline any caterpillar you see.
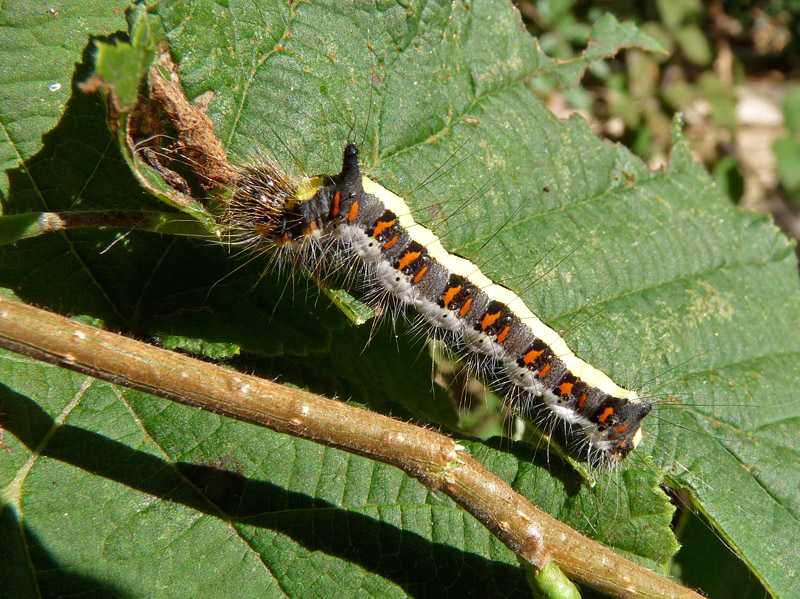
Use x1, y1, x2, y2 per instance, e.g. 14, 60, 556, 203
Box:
122, 24, 796, 597
222, 143, 652, 467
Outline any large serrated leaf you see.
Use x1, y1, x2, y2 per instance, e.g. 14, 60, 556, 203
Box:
1, 2, 798, 599
0, 0, 132, 198
0, 355, 530, 598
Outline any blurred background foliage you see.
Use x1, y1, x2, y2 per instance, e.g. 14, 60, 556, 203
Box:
518, 0, 800, 248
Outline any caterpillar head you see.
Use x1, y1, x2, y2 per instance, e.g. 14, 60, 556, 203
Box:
586, 396, 652, 463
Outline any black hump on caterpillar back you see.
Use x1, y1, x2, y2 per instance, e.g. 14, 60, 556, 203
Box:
338, 144, 364, 194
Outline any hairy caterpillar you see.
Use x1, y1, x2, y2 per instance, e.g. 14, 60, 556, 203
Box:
221, 143, 651, 466
117, 15, 797, 597
1, 3, 797, 599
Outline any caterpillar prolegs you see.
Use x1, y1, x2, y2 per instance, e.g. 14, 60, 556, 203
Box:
223, 144, 652, 465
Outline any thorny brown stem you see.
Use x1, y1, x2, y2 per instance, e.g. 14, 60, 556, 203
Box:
0, 296, 701, 599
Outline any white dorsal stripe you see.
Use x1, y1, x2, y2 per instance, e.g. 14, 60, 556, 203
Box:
361, 175, 639, 403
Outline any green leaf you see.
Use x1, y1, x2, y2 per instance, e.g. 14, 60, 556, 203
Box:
673, 23, 712, 67
90, 4, 156, 110
698, 71, 737, 130
541, 13, 666, 88
0, 0, 132, 198
1, 2, 799, 599
783, 85, 800, 135
671, 509, 771, 599
656, 0, 702, 30
773, 137, 800, 194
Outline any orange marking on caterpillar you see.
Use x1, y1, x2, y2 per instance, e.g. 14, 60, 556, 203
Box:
347, 200, 360, 222
442, 286, 462, 307
302, 221, 318, 235
537, 363, 551, 378
614, 423, 630, 434
480, 311, 501, 330
496, 326, 510, 343
397, 250, 421, 271
332, 190, 341, 217
372, 219, 396, 237
559, 381, 574, 396
597, 406, 614, 423
412, 266, 429, 283
578, 394, 587, 408
383, 236, 398, 249
523, 348, 544, 365
459, 297, 474, 316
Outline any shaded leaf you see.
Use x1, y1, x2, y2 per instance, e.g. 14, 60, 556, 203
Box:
1, 2, 798, 599
0, 0, 132, 197
88, 4, 156, 110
